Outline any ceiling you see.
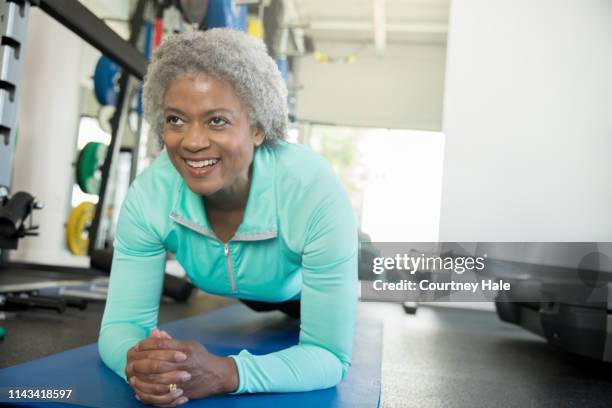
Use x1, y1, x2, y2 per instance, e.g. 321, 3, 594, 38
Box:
292, 0, 450, 46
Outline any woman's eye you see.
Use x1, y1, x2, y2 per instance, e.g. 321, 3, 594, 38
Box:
209, 117, 229, 127
166, 115, 184, 126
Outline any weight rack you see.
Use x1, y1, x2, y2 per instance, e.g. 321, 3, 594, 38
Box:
0, 0, 151, 310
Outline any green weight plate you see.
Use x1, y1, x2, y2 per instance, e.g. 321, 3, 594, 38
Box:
76, 142, 107, 195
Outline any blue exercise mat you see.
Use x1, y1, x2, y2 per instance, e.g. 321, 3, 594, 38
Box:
0, 304, 382, 407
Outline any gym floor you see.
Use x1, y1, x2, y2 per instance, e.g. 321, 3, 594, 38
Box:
2, 280, 611, 407
0, 291, 234, 368
365, 302, 612, 407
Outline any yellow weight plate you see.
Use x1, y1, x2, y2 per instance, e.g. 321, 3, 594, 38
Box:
66, 201, 95, 256
248, 17, 263, 39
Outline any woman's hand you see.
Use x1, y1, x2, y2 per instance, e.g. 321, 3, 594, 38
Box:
126, 329, 190, 407
135, 337, 239, 400
125, 329, 239, 406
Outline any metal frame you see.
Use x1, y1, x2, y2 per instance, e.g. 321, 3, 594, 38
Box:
88, 0, 148, 254
36, 0, 147, 79
0, 0, 30, 190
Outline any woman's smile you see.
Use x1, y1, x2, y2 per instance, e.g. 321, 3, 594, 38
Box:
182, 157, 221, 177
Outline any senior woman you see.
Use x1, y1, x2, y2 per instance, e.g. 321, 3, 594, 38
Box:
98, 28, 357, 406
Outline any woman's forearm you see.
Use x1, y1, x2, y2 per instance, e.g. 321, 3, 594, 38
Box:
230, 343, 347, 393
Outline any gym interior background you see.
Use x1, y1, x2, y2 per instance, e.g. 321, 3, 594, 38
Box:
1, 0, 612, 407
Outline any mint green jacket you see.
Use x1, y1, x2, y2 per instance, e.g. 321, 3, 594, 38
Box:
98, 141, 358, 393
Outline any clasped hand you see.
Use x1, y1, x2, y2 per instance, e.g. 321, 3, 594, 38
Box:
125, 329, 239, 407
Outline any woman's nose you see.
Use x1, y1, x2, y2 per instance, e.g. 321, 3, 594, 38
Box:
182, 124, 211, 152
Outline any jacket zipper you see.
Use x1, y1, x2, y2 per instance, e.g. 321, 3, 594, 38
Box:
169, 212, 277, 294
224, 242, 237, 293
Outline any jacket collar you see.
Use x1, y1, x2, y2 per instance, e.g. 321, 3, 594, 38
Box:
169, 145, 278, 242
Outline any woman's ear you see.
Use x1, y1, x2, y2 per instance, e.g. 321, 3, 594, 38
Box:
253, 126, 265, 147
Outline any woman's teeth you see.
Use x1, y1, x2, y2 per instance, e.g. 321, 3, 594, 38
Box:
185, 159, 219, 168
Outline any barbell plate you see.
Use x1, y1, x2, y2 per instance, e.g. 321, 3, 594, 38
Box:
93, 56, 121, 106
76, 142, 108, 195
66, 201, 95, 256
205, 0, 247, 31
248, 17, 264, 39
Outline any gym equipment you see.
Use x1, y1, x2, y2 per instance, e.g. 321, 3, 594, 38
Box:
205, 0, 248, 31
97, 105, 115, 134
76, 142, 107, 195
482, 242, 612, 362
496, 280, 612, 362
247, 16, 264, 39
179, 0, 209, 25
153, 17, 163, 48
1, 292, 69, 313
275, 57, 289, 83
0, 191, 41, 250
88, 0, 151, 256
0, 0, 152, 337
0, 1, 28, 190
93, 56, 121, 106
36, 277, 108, 302
66, 202, 95, 256
0, 192, 35, 238
0, 304, 382, 407
0, 261, 108, 315
90, 248, 195, 303
143, 19, 153, 58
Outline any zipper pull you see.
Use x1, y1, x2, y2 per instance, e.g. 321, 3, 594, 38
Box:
224, 243, 229, 256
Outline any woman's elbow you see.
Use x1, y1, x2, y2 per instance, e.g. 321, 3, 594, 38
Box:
97, 323, 147, 381
98, 328, 124, 378
320, 348, 352, 388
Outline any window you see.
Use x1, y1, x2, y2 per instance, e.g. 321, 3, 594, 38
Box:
305, 125, 445, 242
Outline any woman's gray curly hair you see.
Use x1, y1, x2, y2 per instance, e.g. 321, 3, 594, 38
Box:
143, 28, 288, 146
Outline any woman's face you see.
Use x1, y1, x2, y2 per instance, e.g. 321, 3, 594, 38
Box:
162, 73, 264, 198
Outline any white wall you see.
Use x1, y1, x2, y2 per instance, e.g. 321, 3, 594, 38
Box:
297, 41, 447, 131
439, 0, 612, 241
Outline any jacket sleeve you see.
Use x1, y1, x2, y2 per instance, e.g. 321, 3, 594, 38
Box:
230, 170, 358, 393
98, 183, 167, 381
